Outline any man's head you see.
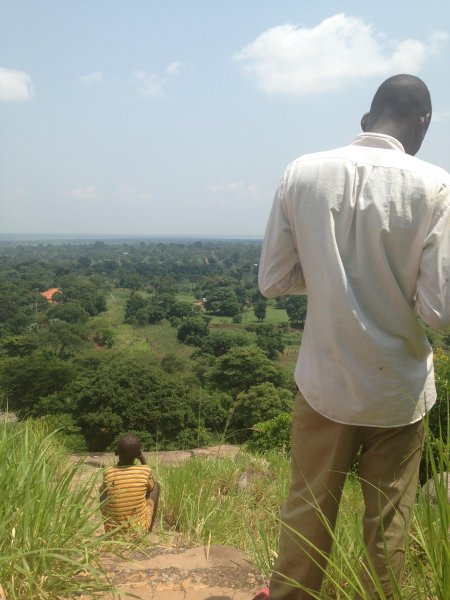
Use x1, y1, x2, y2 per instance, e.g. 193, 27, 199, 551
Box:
115, 433, 141, 464
361, 74, 432, 155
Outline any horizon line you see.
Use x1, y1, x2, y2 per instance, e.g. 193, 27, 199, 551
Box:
0, 232, 264, 240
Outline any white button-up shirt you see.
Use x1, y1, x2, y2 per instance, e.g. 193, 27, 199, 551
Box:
259, 133, 450, 427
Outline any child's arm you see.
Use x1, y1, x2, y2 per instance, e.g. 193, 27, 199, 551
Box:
139, 452, 156, 494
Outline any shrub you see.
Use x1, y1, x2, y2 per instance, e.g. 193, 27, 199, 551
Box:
246, 412, 292, 455
232, 383, 294, 440
39, 413, 88, 452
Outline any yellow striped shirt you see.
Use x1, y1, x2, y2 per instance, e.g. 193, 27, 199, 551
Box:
103, 464, 154, 531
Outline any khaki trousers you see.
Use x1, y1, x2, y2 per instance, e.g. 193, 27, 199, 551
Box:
270, 392, 424, 600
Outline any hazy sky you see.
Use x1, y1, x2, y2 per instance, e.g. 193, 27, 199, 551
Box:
1, 1, 450, 237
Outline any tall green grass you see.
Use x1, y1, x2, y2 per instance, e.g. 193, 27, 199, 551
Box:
406, 428, 449, 600
1, 414, 446, 598
157, 451, 289, 573
0, 418, 114, 599
157, 432, 449, 599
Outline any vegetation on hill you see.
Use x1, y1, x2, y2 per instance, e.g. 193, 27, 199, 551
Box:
0, 240, 299, 452
0, 238, 448, 480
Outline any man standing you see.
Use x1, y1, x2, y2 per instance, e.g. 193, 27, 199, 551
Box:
257, 75, 450, 599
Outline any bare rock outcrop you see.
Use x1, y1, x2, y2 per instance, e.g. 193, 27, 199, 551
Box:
72, 445, 240, 470
100, 544, 265, 599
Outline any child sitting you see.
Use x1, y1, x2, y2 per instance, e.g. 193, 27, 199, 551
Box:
100, 433, 160, 533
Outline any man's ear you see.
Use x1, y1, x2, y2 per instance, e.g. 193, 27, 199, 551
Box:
420, 112, 432, 132
414, 112, 431, 143
361, 112, 369, 132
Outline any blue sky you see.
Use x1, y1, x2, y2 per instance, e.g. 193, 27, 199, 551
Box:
1, 1, 450, 237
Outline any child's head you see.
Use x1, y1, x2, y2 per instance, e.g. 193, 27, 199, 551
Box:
115, 433, 141, 464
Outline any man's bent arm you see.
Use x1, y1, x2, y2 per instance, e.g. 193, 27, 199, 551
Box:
415, 187, 450, 331
258, 173, 306, 298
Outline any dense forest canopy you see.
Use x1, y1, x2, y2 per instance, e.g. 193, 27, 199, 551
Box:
0, 237, 447, 460
0, 238, 299, 451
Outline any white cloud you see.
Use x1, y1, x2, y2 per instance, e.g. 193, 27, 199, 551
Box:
79, 71, 103, 84
0, 187, 28, 200
65, 186, 98, 201
166, 61, 184, 75
133, 61, 185, 97
133, 69, 165, 97
115, 184, 152, 202
207, 180, 264, 201
235, 14, 448, 96
0, 67, 34, 101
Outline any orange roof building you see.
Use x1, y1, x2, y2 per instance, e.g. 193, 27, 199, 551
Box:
41, 288, 62, 303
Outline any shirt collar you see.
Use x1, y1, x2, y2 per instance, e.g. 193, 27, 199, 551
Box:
351, 132, 405, 153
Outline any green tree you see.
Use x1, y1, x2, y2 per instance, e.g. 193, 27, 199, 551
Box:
40, 321, 87, 358
284, 296, 308, 329
160, 352, 186, 373
76, 256, 91, 271
0, 353, 75, 415
152, 275, 177, 295
56, 273, 108, 316
205, 287, 240, 316
47, 301, 89, 324
124, 292, 149, 324
177, 317, 210, 346
233, 383, 294, 436
168, 301, 195, 320
68, 353, 204, 450
39, 413, 88, 452
208, 345, 286, 395
254, 299, 267, 322
0, 282, 37, 335
146, 302, 165, 324
0, 334, 39, 357
200, 329, 257, 357
119, 272, 144, 290
247, 323, 285, 360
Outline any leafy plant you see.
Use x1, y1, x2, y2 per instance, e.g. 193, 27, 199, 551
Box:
246, 412, 292, 454
0, 418, 114, 599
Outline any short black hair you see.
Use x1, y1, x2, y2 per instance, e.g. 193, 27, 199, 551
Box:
117, 433, 141, 461
370, 74, 431, 119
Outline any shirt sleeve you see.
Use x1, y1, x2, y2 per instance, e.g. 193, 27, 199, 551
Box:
415, 186, 450, 331
258, 169, 306, 298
